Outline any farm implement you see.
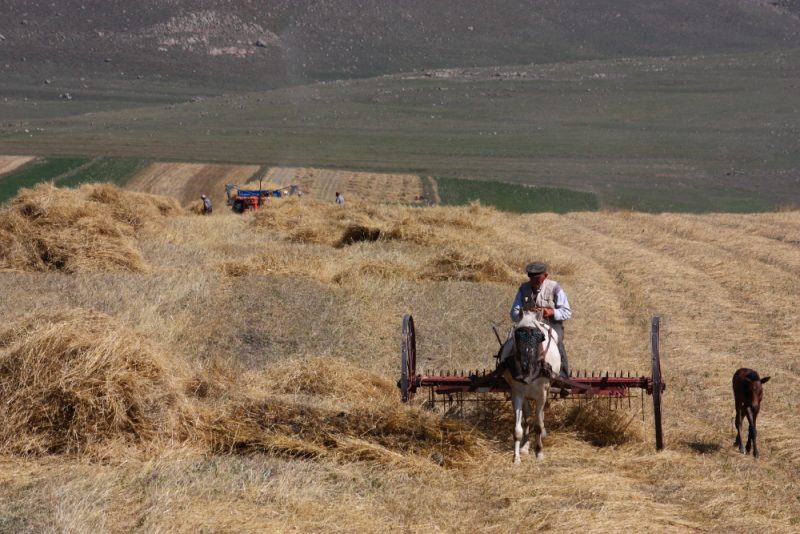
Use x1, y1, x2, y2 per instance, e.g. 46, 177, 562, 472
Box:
398, 314, 666, 450
225, 183, 299, 213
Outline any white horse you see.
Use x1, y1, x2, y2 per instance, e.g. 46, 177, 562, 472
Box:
499, 310, 561, 463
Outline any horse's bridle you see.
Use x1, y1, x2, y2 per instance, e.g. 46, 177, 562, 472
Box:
513, 327, 549, 383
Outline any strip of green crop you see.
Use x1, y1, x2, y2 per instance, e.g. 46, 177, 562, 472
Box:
55, 158, 146, 188
435, 177, 598, 213
0, 157, 90, 204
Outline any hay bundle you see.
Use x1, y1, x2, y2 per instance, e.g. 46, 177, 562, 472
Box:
193, 358, 486, 466
422, 247, 517, 283
252, 199, 499, 249
186, 200, 206, 215
332, 260, 416, 283
264, 356, 396, 400
549, 401, 641, 446
219, 249, 327, 280
0, 309, 187, 455
0, 183, 184, 272
198, 396, 483, 467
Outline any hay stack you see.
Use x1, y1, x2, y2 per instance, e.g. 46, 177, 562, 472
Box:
0, 183, 185, 273
0, 309, 187, 455
249, 198, 519, 283
193, 357, 487, 466
251, 198, 498, 249
197, 394, 484, 467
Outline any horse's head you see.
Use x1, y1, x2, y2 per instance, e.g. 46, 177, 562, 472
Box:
733, 368, 771, 412
511, 325, 546, 384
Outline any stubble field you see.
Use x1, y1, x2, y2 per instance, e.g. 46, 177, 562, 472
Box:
0, 183, 797, 532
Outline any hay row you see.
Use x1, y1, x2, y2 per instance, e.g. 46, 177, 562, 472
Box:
244, 197, 519, 283
0, 309, 487, 467
263, 167, 425, 204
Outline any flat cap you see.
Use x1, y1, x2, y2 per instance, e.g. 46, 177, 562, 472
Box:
525, 261, 547, 275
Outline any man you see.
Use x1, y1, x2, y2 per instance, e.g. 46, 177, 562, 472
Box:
510, 261, 571, 381
201, 194, 212, 215
335, 191, 344, 205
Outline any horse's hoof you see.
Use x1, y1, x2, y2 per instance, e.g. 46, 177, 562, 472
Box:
514, 457, 521, 465
535, 452, 544, 461
520, 444, 530, 455
540, 429, 547, 439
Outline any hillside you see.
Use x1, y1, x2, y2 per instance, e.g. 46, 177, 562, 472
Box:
2, 0, 800, 98
0, 184, 798, 531
4, 48, 799, 212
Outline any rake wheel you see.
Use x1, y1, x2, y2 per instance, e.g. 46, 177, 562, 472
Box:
400, 314, 417, 403
651, 316, 664, 451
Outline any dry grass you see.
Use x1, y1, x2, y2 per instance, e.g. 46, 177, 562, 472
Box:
0, 183, 184, 272
248, 197, 519, 283
0, 309, 188, 455
264, 166, 425, 204
125, 161, 260, 208
0, 184, 799, 532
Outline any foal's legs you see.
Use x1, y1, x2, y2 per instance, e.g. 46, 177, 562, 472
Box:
734, 404, 745, 453
746, 406, 759, 459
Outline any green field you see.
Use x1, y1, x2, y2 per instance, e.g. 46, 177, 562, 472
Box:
436, 177, 598, 213
0, 157, 146, 204
0, 157, 90, 203
54, 158, 146, 189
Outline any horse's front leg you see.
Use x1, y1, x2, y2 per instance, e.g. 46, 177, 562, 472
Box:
532, 384, 548, 460
746, 407, 758, 459
734, 404, 744, 453
520, 398, 531, 456
513, 394, 525, 464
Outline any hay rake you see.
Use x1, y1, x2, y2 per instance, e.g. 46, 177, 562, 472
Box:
398, 314, 666, 450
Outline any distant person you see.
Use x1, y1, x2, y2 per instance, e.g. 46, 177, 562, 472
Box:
510, 261, 572, 382
335, 191, 345, 205
201, 194, 212, 215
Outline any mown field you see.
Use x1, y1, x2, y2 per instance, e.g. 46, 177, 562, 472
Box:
0, 183, 797, 532
2, 49, 799, 212
3, 157, 601, 213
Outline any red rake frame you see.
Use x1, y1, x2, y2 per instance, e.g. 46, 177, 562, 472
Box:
399, 314, 665, 451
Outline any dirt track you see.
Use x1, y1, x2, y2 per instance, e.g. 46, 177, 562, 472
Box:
0, 156, 35, 176
125, 162, 260, 208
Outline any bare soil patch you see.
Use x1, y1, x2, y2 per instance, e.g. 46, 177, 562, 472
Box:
0, 156, 35, 176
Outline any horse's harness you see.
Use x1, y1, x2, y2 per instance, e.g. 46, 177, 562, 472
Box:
510, 320, 555, 384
